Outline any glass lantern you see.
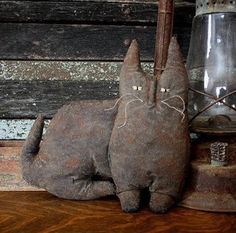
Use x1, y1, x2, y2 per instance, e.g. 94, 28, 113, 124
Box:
187, 0, 236, 133
181, 0, 236, 212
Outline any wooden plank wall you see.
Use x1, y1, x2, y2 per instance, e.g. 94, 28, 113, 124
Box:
0, 1, 193, 60
0, 0, 196, 190
0, 0, 195, 120
0, 62, 153, 119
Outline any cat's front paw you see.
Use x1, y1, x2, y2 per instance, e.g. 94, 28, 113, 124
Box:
149, 193, 175, 213
118, 190, 140, 213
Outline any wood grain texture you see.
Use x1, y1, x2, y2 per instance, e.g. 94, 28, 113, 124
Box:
0, 191, 235, 233
0, 61, 153, 119
0, 0, 194, 24
0, 80, 119, 119
0, 23, 155, 61
0, 23, 190, 61
0, 61, 153, 81
0, 141, 41, 191
0, 140, 236, 232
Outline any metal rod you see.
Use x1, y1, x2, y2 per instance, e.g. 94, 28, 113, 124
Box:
154, 0, 174, 78
149, 0, 174, 104
189, 87, 236, 112
189, 90, 236, 124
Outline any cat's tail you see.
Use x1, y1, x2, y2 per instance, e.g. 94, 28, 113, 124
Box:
21, 115, 44, 184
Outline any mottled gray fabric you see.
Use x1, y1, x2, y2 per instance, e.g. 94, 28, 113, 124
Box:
21, 38, 190, 213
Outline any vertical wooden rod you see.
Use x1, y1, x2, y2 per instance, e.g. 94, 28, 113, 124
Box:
154, 0, 174, 78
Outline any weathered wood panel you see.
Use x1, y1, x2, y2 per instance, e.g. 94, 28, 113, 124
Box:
0, 23, 190, 60
0, 80, 119, 118
0, 23, 154, 61
0, 120, 50, 140
0, 61, 153, 81
0, 1, 194, 24
0, 141, 42, 191
0, 61, 153, 119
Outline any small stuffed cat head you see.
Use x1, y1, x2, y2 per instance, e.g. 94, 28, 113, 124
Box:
156, 37, 189, 110
119, 40, 150, 102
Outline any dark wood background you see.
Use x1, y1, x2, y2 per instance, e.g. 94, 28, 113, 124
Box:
0, 0, 195, 119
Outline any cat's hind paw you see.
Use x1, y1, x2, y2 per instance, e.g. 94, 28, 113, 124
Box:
149, 193, 175, 213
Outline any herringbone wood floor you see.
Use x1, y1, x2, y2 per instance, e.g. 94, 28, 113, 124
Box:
0, 192, 235, 233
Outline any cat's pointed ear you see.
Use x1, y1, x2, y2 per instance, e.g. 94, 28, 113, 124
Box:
119, 39, 149, 99
123, 39, 141, 68
165, 37, 186, 72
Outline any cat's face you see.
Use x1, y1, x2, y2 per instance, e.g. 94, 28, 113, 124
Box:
119, 67, 150, 101
156, 37, 188, 110
118, 38, 188, 111
156, 69, 188, 103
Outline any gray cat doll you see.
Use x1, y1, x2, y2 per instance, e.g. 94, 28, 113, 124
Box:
21, 37, 190, 213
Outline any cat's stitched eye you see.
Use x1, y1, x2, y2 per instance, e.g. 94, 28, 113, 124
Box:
138, 86, 142, 91
160, 88, 170, 93
132, 86, 138, 90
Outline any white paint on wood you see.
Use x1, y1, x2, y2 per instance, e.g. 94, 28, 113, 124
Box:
0, 120, 50, 140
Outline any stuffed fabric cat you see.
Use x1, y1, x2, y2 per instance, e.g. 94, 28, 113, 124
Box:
21, 37, 190, 213
109, 37, 190, 213
21, 100, 117, 200
21, 40, 147, 201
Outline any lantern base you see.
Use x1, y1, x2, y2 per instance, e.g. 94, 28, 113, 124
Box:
181, 191, 236, 212
180, 162, 236, 212
180, 134, 236, 212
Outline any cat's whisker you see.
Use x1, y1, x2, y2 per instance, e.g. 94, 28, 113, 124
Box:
161, 95, 186, 122
118, 99, 144, 129
104, 93, 144, 111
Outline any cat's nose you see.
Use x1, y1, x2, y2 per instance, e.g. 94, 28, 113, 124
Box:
147, 79, 157, 105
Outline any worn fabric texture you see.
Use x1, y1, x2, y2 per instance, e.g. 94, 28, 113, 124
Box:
22, 100, 117, 200
109, 38, 190, 213
21, 37, 190, 213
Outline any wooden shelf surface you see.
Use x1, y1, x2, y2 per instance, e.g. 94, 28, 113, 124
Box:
0, 191, 235, 233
